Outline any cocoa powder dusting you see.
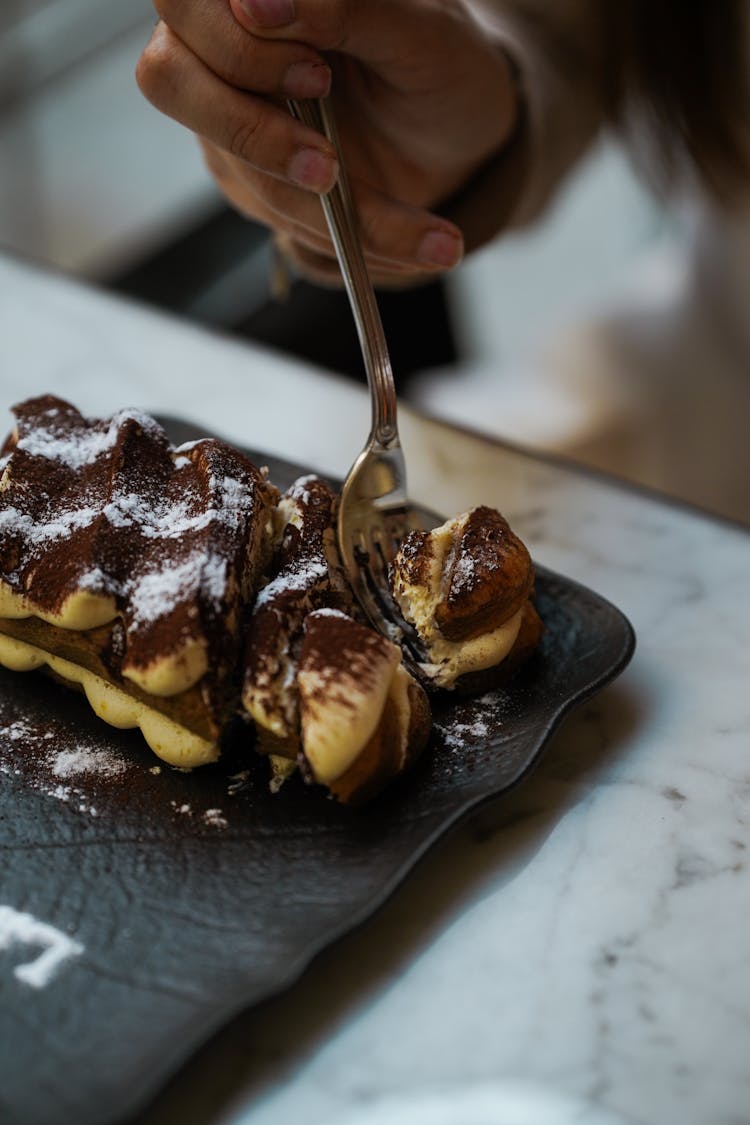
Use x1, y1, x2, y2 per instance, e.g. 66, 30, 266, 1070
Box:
0, 396, 277, 682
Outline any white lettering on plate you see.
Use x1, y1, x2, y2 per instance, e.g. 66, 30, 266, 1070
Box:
0, 905, 84, 988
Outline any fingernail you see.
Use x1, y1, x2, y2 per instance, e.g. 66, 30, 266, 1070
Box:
238, 0, 295, 28
283, 61, 331, 99
416, 229, 464, 268
287, 147, 338, 192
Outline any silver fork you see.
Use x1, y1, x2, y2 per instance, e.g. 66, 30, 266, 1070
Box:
288, 98, 429, 655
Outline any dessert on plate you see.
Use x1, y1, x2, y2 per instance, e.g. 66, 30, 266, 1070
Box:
0, 395, 277, 768
390, 507, 543, 692
0, 396, 542, 803
241, 474, 430, 803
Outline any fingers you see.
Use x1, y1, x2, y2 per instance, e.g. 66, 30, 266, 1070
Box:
138, 0, 472, 283
229, 0, 519, 154
150, 0, 331, 99
229, 0, 420, 64
229, 0, 505, 88
275, 237, 423, 289
200, 141, 464, 277
137, 24, 339, 192
282, 238, 460, 288
140, 17, 464, 279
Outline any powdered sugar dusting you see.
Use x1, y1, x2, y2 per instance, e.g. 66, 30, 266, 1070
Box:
52, 746, 128, 779
432, 692, 513, 755
451, 552, 477, 593
254, 556, 328, 609
436, 712, 492, 751
168, 800, 228, 830
202, 553, 228, 610
1, 400, 271, 649
77, 565, 110, 592
0, 701, 131, 817
16, 406, 159, 471
17, 421, 118, 471
0, 905, 84, 989
0, 505, 101, 547
101, 484, 250, 542
101, 492, 203, 538
3, 717, 54, 744
0, 691, 248, 833
287, 474, 320, 508
213, 474, 255, 520
203, 807, 228, 829
128, 557, 201, 630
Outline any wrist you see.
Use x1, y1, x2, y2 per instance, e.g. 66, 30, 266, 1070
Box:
432, 39, 530, 254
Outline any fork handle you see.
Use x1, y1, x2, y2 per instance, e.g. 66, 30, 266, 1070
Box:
288, 98, 399, 448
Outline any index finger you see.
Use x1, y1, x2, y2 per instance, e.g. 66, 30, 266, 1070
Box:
154, 0, 331, 97
228, 0, 435, 66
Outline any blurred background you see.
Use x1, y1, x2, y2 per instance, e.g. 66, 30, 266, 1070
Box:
1, 0, 748, 523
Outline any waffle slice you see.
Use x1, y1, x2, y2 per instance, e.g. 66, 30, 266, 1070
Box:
0, 396, 277, 765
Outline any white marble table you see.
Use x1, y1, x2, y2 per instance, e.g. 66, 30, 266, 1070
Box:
1, 252, 749, 1125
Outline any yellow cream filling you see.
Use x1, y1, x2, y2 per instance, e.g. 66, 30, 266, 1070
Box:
121, 638, 208, 698
0, 580, 208, 696
391, 518, 455, 641
0, 580, 116, 631
392, 515, 522, 687
268, 754, 298, 793
0, 632, 217, 768
299, 645, 401, 786
419, 611, 523, 687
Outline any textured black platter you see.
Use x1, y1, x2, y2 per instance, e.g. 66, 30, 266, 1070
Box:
0, 421, 635, 1125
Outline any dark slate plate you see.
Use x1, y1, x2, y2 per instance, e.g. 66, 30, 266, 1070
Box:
0, 421, 635, 1125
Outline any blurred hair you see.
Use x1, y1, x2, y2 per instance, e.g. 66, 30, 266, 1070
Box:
605, 1, 750, 198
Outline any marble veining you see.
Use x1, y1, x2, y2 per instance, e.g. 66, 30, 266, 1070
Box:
1, 253, 749, 1125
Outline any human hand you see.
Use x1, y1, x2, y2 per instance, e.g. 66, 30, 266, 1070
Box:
137, 0, 520, 285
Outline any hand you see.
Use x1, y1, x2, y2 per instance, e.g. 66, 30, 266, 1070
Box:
137, 0, 520, 285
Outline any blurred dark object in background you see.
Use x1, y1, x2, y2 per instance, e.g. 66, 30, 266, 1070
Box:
108, 206, 459, 392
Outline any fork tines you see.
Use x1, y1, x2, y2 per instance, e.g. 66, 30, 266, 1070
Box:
352, 535, 428, 679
